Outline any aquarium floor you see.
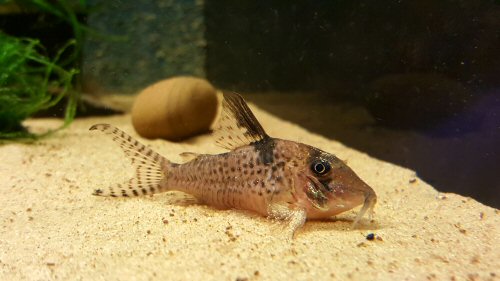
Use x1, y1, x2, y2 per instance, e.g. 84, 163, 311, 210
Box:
0, 105, 498, 280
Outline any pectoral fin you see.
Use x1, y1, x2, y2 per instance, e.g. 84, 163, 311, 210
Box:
268, 203, 307, 240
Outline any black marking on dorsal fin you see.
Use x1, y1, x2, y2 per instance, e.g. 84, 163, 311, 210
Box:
253, 138, 276, 165
214, 92, 270, 150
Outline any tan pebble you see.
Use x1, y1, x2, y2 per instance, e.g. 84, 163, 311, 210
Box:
132, 76, 218, 140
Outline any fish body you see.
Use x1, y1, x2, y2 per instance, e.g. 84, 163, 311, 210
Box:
91, 92, 377, 237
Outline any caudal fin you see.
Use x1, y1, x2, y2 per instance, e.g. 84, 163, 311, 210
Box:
89, 124, 170, 197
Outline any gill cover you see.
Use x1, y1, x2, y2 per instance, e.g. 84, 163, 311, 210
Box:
304, 175, 329, 211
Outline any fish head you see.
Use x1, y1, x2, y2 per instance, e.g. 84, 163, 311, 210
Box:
294, 146, 377, 223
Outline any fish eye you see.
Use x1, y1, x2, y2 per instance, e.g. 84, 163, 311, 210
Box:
311, 161, 331, 175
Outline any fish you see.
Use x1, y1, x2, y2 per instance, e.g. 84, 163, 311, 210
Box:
90, 92, 377, 238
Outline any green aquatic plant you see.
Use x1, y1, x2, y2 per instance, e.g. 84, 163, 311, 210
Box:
0, 0, 90, 140
0, 32, 78, 140
8, 0, 89, 66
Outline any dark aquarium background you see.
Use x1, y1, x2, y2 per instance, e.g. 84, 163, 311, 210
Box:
1, 0, 498, 207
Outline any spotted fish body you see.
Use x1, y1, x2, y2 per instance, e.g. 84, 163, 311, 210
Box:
91, 92, 377, 237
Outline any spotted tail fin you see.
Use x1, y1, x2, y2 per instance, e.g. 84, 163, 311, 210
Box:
89, 123, 171, 197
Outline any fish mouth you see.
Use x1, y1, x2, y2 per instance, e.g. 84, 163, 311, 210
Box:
351, 187, 377, 228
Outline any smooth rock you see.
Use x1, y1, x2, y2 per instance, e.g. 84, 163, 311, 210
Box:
131, 76, 218, 140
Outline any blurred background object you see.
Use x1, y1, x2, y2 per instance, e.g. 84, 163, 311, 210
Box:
131, 76, 218, 141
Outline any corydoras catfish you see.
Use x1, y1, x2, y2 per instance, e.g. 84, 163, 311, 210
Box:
90, 92, 377, 238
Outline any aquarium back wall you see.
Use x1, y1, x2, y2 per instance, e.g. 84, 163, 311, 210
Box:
205, 0, 499, 97
82, 0, 206, 94
82, 0, 498, 99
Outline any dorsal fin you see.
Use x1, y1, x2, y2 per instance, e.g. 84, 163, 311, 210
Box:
213, 92, 269, 150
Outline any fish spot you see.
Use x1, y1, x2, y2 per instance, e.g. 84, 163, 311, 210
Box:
132, 190, 139, 196
141, 188, 148, 195
253, 138, 275, 164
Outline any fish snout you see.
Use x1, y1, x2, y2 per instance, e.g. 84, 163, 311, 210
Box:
332, 171, 377, 227
326, 169, 377, 219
